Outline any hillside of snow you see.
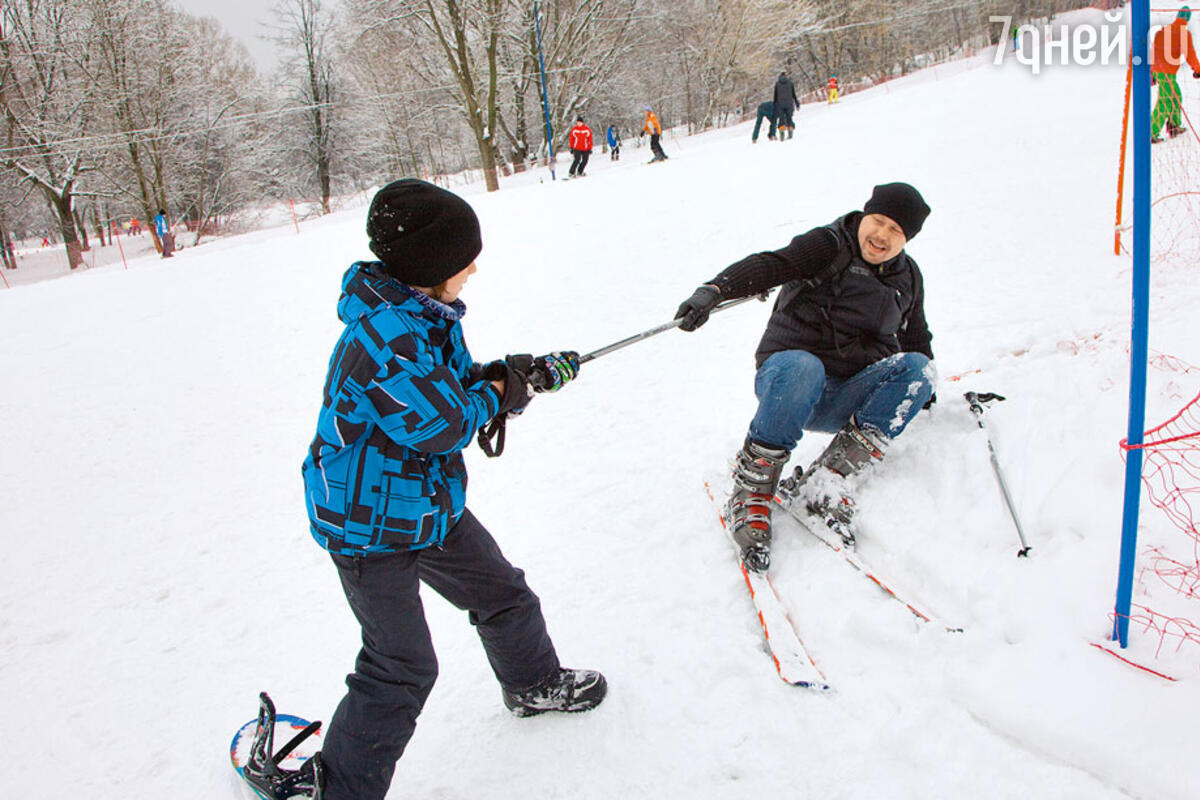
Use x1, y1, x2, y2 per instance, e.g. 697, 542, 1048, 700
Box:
4, 19, 1200, 800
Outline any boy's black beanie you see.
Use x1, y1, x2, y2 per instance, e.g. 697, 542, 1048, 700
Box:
367, 179, 482, 287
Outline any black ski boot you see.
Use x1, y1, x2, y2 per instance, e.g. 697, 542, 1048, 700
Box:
778, 416, 888, 548
725, 439, 790, 572
503, 668, 608, 718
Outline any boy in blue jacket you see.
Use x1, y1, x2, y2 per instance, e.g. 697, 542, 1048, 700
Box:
300, 179, 606, 800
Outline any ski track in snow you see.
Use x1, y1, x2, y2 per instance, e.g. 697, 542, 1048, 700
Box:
4, 10, 1200, 798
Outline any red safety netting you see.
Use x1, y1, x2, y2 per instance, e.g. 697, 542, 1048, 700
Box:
1120, 356, 1200, 662
1116, 56, 1200, 267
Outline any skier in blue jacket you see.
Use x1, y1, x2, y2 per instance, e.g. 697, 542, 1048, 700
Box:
606, 124, 621, 160
154, 208, 174, 258
299, 179, 607, 800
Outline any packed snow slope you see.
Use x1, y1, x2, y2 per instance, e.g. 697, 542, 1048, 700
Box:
5, 34, 1200, 800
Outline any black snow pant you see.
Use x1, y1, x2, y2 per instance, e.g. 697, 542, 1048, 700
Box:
319, 508, 560, 800
569, 149, 591, 176
649, 133, 667, 160
776, 106, 795, 132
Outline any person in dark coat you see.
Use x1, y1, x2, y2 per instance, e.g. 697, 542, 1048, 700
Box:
751, 100, 777, 143
773, 72, 800, 139
673, 183, 935, 572
299, 180, 608, 800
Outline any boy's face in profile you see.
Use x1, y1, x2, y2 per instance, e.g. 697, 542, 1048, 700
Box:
433, 260, 477, 303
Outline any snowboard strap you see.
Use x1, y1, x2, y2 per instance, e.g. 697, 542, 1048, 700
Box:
273, 720, 323, 765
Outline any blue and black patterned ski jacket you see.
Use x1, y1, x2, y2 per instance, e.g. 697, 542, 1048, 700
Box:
302, 262, 501, 556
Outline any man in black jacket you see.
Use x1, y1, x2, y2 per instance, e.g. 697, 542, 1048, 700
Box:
675, 183, 934, 571
773, 72, 800, 139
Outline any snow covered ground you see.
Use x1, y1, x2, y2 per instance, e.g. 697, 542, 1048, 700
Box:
5, 17, 1200, 800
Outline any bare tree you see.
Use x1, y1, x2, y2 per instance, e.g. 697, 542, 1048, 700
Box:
273, 0, 338, 212
171, 19, 273, 244
0, 0, 99, 269
87, 0, 182, 254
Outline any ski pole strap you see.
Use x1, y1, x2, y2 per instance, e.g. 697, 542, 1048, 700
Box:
478, 414, 508, 458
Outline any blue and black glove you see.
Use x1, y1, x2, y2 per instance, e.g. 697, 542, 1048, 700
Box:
530, 351, 581, 392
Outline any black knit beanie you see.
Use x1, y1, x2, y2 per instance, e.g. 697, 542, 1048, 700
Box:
366, 179, 482, 287
863, 183, 931, 241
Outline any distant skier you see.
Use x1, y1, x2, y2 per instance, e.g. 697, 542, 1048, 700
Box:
300, 180, 607, 800
641, 106, 668, 162
1151, 6, 1200, 143
751, 100, 777, 142
673, 183, 935, 572
827, 74, 839, 104
606, 124, 621, 160
567, 116, 593, 178
773, 72, 800, 139
154, 209, 174, 258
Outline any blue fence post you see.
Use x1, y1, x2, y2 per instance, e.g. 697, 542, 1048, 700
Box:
533, 1, 556, 181
1113, 0, 1152, 648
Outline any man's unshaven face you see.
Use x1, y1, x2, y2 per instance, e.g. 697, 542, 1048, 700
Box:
858, 214, 907, 265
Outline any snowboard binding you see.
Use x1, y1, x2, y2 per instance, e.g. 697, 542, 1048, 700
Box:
243, 692, 325, 800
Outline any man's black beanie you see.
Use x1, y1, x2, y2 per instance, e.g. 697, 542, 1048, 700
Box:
863, 182, 931, 241
367, 179, 482, 287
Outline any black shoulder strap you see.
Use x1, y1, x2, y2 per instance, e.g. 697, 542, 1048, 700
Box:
793, 225, 853, 291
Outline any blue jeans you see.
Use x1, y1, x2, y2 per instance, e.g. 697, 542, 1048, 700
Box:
748, 350, 934, 451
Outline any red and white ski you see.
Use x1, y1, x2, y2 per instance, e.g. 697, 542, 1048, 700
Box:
705, 482, 832, 690
777, 500, 963, 633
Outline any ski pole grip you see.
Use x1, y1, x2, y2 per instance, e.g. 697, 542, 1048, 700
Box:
964, 391, 1006, 416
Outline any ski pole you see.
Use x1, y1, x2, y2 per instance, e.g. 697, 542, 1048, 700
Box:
578, 291, 770, 366
964, 391, 1032, 558
480, 293, 770, 457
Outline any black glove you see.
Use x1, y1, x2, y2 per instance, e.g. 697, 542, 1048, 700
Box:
1151, 72, 1157, 85
923, 392, 937, 411
674, 285, 722, 332
482, 355, 536, 416
1194, 70, 1200, 79
529, 351, 581, 392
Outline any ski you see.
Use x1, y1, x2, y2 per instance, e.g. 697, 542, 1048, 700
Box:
776, 499, 963, 633
704, 482, 832, 690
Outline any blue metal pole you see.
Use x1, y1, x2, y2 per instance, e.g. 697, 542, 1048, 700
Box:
1113, 0, 1152, 647
533, 1, 556, 180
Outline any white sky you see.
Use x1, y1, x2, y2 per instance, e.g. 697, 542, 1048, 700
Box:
174, 0, 285, 71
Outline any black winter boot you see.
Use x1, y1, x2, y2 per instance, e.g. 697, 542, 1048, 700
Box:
778, 416, 888, 547
725, 440, 790, 572
503, 668, 607, 717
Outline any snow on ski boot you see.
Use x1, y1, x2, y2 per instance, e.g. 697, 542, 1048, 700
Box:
778, 416, 888, 549
502, 668, 608, 718
244, 692, 326, 800
725, 439, 790, 572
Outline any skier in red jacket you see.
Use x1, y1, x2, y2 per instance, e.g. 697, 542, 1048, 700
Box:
567, 117, 593, 178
